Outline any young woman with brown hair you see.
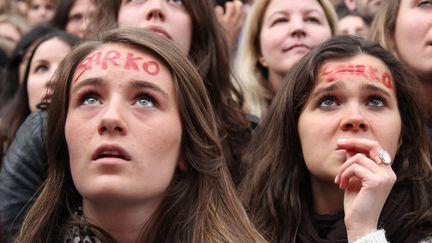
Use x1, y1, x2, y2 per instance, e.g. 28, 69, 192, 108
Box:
15, 27, 266, 243
241, 35, 432, 242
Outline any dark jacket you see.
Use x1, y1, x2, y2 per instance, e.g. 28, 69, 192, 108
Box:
0, 111, 47, 242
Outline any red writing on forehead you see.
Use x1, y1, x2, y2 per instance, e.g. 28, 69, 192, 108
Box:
321, 64, 393, 89
75, 50, 161, 83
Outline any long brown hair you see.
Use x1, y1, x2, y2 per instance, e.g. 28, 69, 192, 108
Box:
90, 0, 251, 183
241, 35, 432, 242
15, 28, 266, 243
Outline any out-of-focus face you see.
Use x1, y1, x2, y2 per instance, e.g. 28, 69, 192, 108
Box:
26, 0, 55, 25
66, 0, 96, 39
339, 15, 369, 39
118, 0, 192, 54
298, 54, 401, 184
65, 43, 183, 208
345, 0, 382, 20
395, 0, 432, 81
26, 37, 72, 112
0, 22, 21, 43
259, 0, 332, 91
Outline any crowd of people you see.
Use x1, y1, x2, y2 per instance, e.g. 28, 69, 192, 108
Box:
0, 0, 431, 242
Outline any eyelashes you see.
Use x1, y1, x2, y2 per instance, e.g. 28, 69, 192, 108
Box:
316, 95, 387, 110
74, 89, 159, 108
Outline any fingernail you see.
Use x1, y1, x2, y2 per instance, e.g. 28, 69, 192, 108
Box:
337, 139, 348, 144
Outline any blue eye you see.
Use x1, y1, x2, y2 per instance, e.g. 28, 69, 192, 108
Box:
368, 96, 385, 107
135, 94, 156, 108
79, 92, 101, 106
319, 96, 338, 108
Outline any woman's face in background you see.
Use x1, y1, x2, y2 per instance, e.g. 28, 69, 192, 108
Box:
26, 37, 72, 111
26, 0, 56, 25
117, 0, 192, 54
259, 0, 332, 91
66, 0, 96, 39
394, 0, 432, 81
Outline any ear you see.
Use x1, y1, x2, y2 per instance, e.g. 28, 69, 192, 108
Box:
258, 52, 268, 67
344, 0, 357, 11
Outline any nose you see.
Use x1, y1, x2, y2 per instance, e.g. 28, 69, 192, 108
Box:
146, 0, 166, 22
98, 102, 128, 136
290, 16, 306, 38
340, 104, 369, 132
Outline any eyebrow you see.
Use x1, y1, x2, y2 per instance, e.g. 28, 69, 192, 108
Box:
312, 82, 392, 98
71, 78, 103, 94
130, 80, 168, 98
312, 82, 345, 97
71, 78, 169, 98
361, 83, 392, 98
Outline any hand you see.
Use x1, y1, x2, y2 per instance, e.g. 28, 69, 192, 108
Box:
335, 138, 396, 242
215, 0, 246, 47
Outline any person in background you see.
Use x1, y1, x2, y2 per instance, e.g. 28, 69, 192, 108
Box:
369, 0, 432, 138
241, 35, 432, 243
51, 0, 96, 39
0, 30, 79, 160
24, 0, 56, 26
214, 0, 247, 49
14, 27, 266, 243
234, 0, 338, 118
337, 7, 369, 38
343, 0, 382, 24
0, 14, 30, 49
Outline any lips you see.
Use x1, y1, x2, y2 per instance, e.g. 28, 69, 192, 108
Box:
285, 44, 310, 52
92, 144, 131, 161
146, 26, 172, 40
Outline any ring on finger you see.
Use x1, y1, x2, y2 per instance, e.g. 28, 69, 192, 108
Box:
375, 149, 392, 165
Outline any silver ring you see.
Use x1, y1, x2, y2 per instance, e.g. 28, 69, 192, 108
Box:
378, 149, 392, 165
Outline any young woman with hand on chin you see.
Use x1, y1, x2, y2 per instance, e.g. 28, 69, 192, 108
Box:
241, 35, 432, 243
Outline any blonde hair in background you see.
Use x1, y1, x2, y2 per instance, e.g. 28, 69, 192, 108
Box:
234, 0, 338, 118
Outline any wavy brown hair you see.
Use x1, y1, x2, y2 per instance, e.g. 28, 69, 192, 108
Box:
240, 35, 432, 242
89, 0, 251, 183
15, 28, 266, 243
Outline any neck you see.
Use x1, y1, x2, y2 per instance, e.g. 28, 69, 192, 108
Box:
268, 71, 283, 94
420, 81, 432, 118
82, 199, 160, 243
310, 176, 344, 215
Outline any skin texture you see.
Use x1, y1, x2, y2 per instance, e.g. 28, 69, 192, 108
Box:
215, 0, 246, 47
298, 54, 398, 241
0, 22, 21, 42
259, 0, 332, 92
26, 37, 72, 112
118, 0, 192, 54
65, 0, 96, 38
394, 0, 432, 82
65, 43, 183, 242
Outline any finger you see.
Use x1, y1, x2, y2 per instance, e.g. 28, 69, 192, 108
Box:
337, 138, 383, 161
335, 153, 387, 184
214, 6, 224, 20
339, 162, 396, 190
224, 1, 236, 20
335, 153, 373, 184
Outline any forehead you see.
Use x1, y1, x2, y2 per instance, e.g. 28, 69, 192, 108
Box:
317, 54, 394, 88
72, 43, 171, 83
265, 0, 324, 14
33, 38, 72, 59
